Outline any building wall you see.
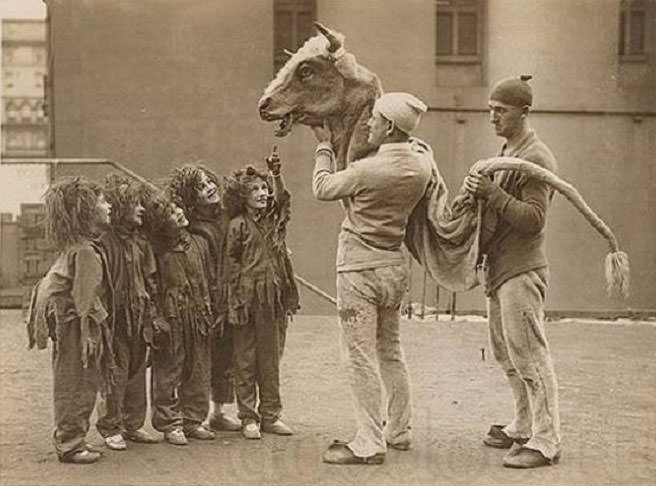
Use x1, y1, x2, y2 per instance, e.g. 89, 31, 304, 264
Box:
1, 19, 49, 156
47, 0, 655, 313
0, 213, 19, 288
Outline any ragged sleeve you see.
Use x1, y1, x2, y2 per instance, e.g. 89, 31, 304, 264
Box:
72, 245, 104, 321
225, 217, 246, 325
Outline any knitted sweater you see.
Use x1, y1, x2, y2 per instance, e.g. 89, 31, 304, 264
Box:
482, 129, 558, 293
313, 141, 431, 272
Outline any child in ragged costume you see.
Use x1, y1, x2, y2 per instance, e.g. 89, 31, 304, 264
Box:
26, 177, 113, 464
167, 165, 240, 432
141, 187, 215, 445
95, 174, 159, 450
223, 147, 299, 440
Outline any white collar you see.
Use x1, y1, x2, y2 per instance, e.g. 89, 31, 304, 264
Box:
377, 142, 410, 154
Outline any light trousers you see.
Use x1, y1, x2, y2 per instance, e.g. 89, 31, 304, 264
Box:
487, 269, 561, 459
337, 265, 412, 458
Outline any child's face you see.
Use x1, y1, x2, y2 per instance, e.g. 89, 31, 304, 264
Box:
246, 179, 269, 211
168, 202, 189, 228
197, 171, 220, 205
95, 194, 112, 226
128, 200, 146, 226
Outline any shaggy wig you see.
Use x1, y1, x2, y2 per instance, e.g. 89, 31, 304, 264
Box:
141, 186, 183, 252
166, 164, 224, 218
103, 173, 142, 231
223, 165, 270, 219
44, 176, 103, 252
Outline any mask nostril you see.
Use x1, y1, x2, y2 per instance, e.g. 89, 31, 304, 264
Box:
259, 97, 271, 112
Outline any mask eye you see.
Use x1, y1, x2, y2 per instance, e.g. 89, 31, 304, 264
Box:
298, 64, 314, 80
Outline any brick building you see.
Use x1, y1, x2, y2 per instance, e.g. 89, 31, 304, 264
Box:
1, 18, 49, 157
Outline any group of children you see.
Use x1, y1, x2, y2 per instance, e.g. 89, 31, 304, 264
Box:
26, 149, 300, 464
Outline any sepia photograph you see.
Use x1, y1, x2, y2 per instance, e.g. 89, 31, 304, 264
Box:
0, 0, 654, 485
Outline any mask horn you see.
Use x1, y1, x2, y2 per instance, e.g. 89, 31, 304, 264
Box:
314, 21, 342, 53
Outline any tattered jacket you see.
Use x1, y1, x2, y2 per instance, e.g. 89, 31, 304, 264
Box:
26, 239, 116, 387
226, 190, 299, 327
154, 230, 213, 336
99, 229, 156, 338
188, 209, 231, 318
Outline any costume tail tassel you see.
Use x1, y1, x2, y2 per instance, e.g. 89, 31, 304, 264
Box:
605, 251, 630, 299
474, 157, 630, 300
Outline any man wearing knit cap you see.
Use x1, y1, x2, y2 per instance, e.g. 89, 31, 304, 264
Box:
464, 76, 561, 468
310, 92, 432, 465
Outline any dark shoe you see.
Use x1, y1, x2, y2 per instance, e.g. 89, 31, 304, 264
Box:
483, 424, 528, 449
322, 440, 385, 465
84, 443, 103, 454
503, 446, 560, 469
242, 422, 261, 440
164, 427, 188, 446
59, 449, 102, 464
123, 428, 159, 443
186, 425, 215, 440
261, 419, 293, 436
386, 439, 411, 451
209, 413, 241, 432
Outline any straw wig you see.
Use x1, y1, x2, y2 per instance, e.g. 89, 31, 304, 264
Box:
103, 173, 142, 230
43, 177, 103, 251
167, 165, 223, 217
223, 165, 270, 219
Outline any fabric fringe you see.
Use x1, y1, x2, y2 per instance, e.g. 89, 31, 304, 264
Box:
605, 251, 630, 299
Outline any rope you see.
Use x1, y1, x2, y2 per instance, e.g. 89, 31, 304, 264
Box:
294, 274, 337, 306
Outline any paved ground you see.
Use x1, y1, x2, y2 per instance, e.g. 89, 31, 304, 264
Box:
0, 309, 655, 486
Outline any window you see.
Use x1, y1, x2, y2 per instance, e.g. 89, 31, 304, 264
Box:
436, 0, 483, 63
4, 71, 15, 89
619, 0, 649, 60
273, 0, 317, 72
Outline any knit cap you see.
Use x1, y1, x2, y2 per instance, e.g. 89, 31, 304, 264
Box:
374, 92, 427, 134
489, 75, 533, 107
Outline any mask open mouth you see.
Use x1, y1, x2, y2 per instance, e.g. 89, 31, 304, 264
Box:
275, 113, 295, 137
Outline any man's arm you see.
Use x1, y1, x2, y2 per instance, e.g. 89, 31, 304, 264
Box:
468, 173, 550, 234
312, 142, 361, 201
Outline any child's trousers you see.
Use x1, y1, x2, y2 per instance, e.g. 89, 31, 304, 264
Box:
96, 315, 148, 438
151, 318, 211, 433
211, 325, 235, 405
232, 301, 286, 424
52, 317, 98, 461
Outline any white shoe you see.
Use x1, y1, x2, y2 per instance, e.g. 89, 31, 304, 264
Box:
164, 427, 188, 446
242, 422, 261, 440
105, 433, 127, 451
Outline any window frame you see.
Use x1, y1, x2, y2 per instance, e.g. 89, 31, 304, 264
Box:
619, 0, 649, 62
435, 0, 484, 64
273, 0, 317, 73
